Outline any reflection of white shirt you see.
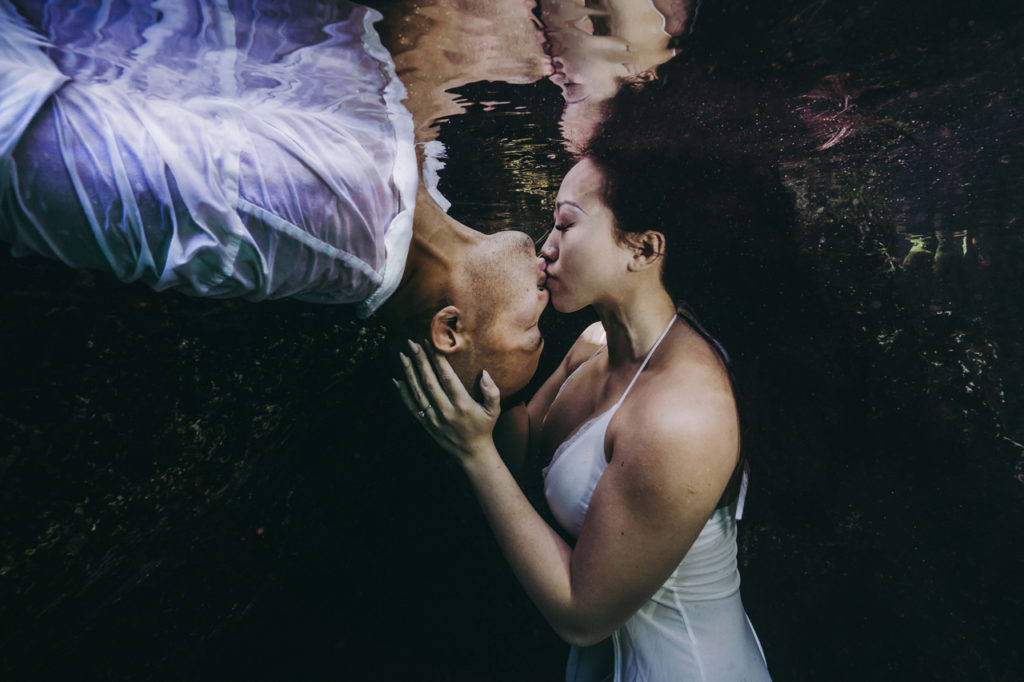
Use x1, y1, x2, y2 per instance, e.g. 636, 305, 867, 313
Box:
0, 0, 416, 317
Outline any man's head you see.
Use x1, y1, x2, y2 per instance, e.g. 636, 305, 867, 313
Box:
429, 230, 548, 398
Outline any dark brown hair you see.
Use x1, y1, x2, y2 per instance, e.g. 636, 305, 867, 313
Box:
583, 54, 835, 480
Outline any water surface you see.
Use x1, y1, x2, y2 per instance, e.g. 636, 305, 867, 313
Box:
1, 1, 1022, 679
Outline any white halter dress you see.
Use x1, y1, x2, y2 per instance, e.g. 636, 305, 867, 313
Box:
543, 316, 771, 682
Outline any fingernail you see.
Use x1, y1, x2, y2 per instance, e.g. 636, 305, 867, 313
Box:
399, 352, 409, 364
407, 339, 420, 354
481, 370, 492, 385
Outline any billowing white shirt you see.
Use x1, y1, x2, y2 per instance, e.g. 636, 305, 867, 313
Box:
0, 0, 417, 317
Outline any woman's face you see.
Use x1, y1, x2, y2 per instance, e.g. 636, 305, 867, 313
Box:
541, 158, 635, 313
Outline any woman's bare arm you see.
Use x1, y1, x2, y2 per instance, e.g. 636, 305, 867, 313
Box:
395, 339, 737, 646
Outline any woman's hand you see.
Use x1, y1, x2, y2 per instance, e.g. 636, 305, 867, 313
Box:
394, 340, 501, 462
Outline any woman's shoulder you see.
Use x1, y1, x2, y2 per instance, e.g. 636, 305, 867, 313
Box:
609, 326, 739, 470
564, 322, 607, 373
661, 319, 734, 393
608, 391, 739, 511
543, 322, 608, 398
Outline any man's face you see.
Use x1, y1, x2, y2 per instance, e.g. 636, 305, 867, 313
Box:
457, 230, 548, 396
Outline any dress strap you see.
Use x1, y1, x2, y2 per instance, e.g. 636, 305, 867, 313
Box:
613, 314, 677, 409
734, 462, 750, 520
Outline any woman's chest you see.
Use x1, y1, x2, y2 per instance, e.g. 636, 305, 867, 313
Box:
538, 361, 636, 461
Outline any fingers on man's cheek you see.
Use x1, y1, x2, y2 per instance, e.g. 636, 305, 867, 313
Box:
399, 352, 416, 384
428, 353, 447, 390
411, 352, 434, 391
435, 355, 455, 394
395, 381, 416, 411
400, 357, 430, 406
397, 348, 421, 378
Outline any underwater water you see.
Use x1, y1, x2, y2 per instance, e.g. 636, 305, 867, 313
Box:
1, 0, 1022, 680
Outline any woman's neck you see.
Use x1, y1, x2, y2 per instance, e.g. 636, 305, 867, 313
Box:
593, 287, 678, 367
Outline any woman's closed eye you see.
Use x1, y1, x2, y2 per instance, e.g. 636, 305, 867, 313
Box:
535, 222, 572, 246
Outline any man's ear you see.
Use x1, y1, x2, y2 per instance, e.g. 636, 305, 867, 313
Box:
429, 305, 468, 355
627, 230, 666, 272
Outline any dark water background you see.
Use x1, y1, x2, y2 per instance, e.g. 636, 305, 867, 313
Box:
2, 0, 1023, 679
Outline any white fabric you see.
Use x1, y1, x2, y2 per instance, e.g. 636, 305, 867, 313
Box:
0, 0, 417, 316
543, 315, 771, 682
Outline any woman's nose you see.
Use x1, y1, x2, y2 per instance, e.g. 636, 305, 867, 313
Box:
540, 231, 558, 261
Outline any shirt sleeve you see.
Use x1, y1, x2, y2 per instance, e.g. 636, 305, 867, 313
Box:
0, 0, 417, 314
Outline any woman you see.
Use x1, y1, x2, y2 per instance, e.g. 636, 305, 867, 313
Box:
394, 60, 805, 680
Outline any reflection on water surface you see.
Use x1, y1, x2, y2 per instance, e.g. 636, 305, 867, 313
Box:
1, 1, 1022, 680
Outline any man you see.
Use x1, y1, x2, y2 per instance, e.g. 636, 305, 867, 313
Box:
0, 0, 547, 395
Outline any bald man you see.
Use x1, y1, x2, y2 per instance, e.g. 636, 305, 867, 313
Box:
0, 0, 548, 394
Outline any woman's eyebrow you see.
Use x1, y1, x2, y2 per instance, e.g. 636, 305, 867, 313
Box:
555, 200, 586, 214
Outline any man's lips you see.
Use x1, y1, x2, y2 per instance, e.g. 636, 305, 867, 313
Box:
535, 287, 549, 323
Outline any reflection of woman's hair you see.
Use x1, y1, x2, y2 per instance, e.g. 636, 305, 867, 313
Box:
584, 54, 841, 508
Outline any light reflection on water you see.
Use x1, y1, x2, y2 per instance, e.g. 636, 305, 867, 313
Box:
539, 0, 689, 150
369, 0, 1021, 450
0, 2, 1020, 680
